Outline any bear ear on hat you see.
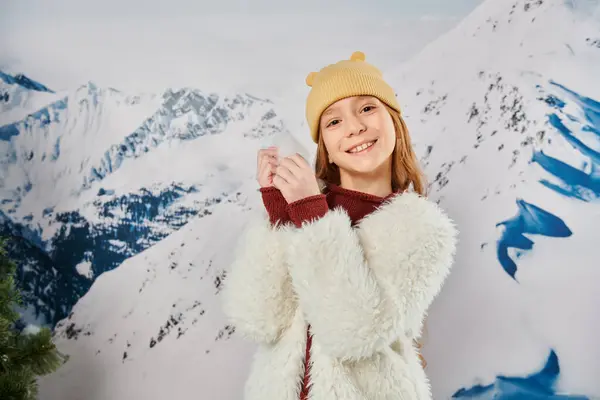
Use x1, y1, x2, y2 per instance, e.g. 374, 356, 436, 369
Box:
306, 72, 317, 87
350, 51, 366, 61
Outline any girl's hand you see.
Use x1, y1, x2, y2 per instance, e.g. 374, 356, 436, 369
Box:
273, 154, 321, 203
256, 147, 279, 188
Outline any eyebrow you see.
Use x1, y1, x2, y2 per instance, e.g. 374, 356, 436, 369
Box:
323, 107, 337, 116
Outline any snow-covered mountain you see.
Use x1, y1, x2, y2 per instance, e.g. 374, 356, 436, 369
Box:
1, 0, 597, 398
0, 72, 295, 327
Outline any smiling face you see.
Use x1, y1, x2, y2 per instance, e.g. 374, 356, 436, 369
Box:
319, 95, 396, 178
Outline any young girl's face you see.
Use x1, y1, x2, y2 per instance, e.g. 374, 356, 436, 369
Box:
319, 95, 396, 176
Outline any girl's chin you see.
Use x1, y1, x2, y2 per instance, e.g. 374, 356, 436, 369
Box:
339, 157, 388, 175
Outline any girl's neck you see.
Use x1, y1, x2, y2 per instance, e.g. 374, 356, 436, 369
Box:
339, 167, 393, 198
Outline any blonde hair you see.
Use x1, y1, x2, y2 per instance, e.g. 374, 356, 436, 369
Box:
314, 103, 427, 195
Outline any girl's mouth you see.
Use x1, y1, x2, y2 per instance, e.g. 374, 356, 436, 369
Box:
347, 140, 377, 154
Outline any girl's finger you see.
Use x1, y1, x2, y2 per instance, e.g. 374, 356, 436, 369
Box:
260, 152, 277, 167
273, 174, 286, 189
275, 165, 295, 184
258, 156, 268, 175
261, 147, 278, 157
257, 148, 278, 168
279, 157, 302, 179
288, 153, 310, 170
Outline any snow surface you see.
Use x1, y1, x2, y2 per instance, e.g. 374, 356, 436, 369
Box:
0, 0, 598, 398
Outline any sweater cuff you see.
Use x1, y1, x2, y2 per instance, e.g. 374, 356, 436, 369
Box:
260, 187, 290, 226
287, 194, 329, 228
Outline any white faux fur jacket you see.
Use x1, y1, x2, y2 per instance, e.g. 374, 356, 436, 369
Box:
222, 191, 458, 400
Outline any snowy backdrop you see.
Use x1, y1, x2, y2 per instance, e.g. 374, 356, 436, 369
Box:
1, 0, 599, 398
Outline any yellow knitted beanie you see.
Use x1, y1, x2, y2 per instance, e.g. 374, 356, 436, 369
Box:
305, 51, 401, 143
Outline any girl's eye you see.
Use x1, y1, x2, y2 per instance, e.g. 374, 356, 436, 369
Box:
327, 119, 340, 127
362, 105, 375, 113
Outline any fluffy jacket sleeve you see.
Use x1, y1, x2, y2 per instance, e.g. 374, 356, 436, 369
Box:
283, 192, 458, 361
221, 211, 297, 344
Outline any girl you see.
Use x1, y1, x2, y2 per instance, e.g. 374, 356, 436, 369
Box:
222, 51, 458, 400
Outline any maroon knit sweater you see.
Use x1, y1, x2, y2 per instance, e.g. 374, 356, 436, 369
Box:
260, 184, 398, 400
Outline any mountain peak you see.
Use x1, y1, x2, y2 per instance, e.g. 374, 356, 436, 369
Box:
73, 80, 101, 97
0, 70, 54, 93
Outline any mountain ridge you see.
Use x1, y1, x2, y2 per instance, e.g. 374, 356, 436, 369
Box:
1, 69, 293, 327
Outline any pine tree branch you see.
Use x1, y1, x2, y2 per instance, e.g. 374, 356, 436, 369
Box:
0, 242, 22, 325
0, 238, 67, 399
8, 328, 65, 376
0, 366, 38, 400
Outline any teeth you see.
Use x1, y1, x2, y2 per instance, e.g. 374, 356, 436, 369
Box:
349, 141, 375, 153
